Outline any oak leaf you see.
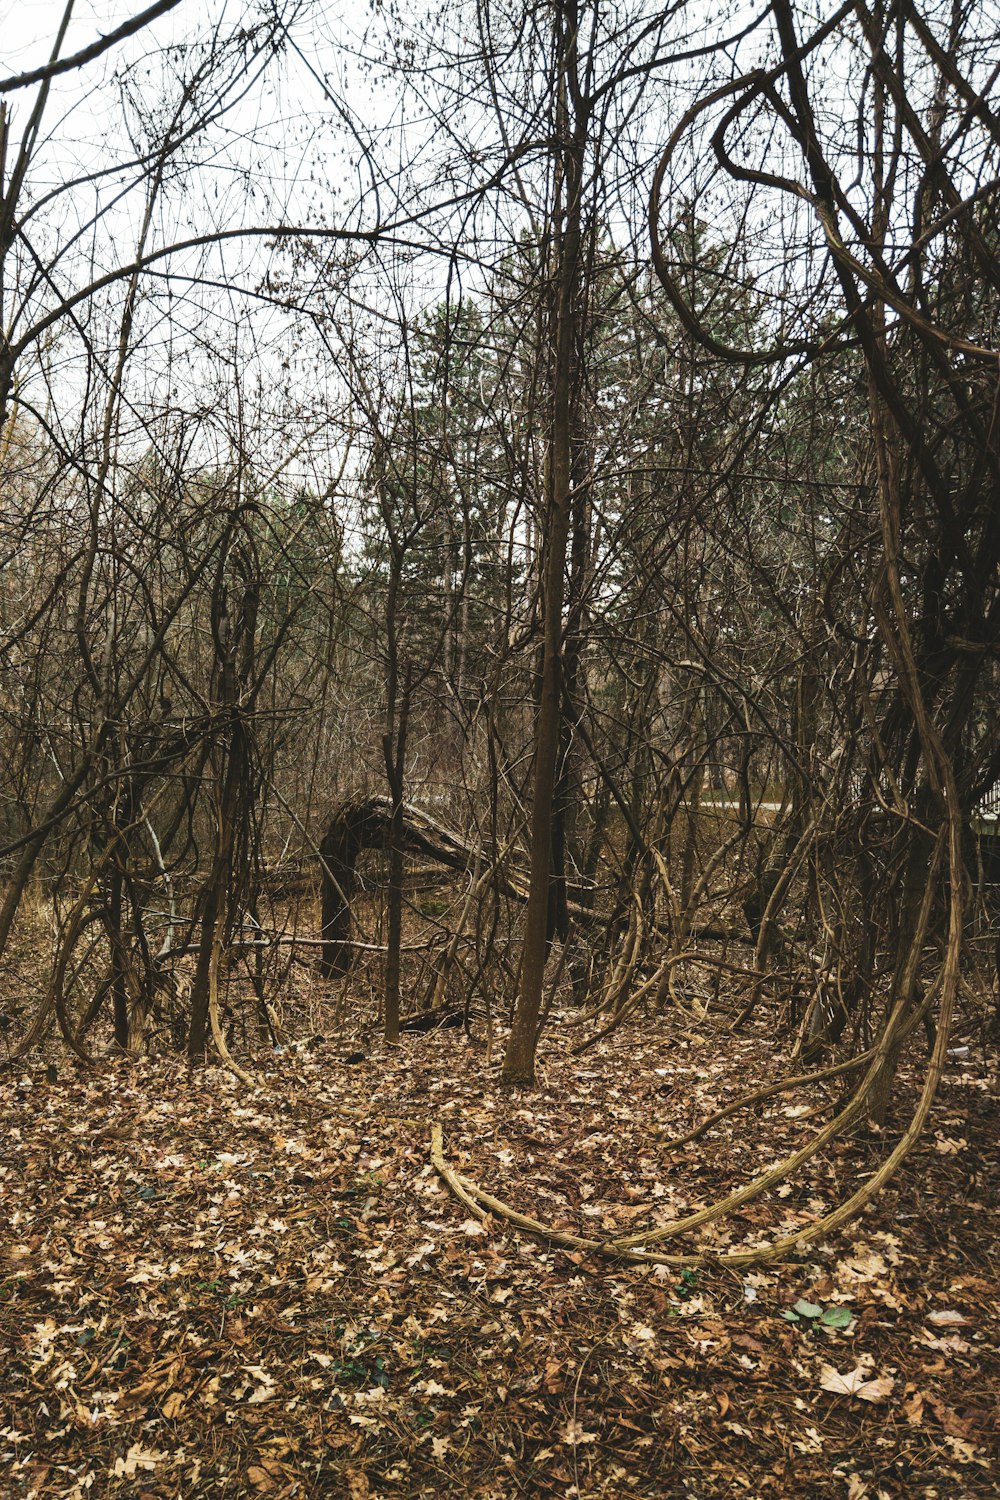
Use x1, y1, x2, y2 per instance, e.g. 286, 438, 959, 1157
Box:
819, 1365, 894, 1403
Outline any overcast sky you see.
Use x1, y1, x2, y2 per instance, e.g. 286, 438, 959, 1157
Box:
6, 0, 995, 486
2, 0, 235, 64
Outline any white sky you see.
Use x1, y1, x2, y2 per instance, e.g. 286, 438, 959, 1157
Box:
0, 0, 518, 510
1, 1, 193, 78
1, 0, 263, 62
5, 0, 998, 484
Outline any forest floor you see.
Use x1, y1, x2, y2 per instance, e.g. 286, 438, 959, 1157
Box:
1, 983, 998, 1499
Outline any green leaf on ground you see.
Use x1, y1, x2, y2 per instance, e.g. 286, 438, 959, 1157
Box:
792, 1300, 823, 1319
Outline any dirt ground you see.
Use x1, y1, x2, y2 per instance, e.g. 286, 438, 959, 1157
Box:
1, 988, 998, 1499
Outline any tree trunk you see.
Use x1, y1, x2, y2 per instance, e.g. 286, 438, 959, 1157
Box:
383, 664, 411, 1045
502, 0, 584, 1086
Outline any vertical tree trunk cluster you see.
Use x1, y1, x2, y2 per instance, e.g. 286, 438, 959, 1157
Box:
502, 0, 587, 1086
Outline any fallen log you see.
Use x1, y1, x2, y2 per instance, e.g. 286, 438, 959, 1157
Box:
318, 796, 599, 977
